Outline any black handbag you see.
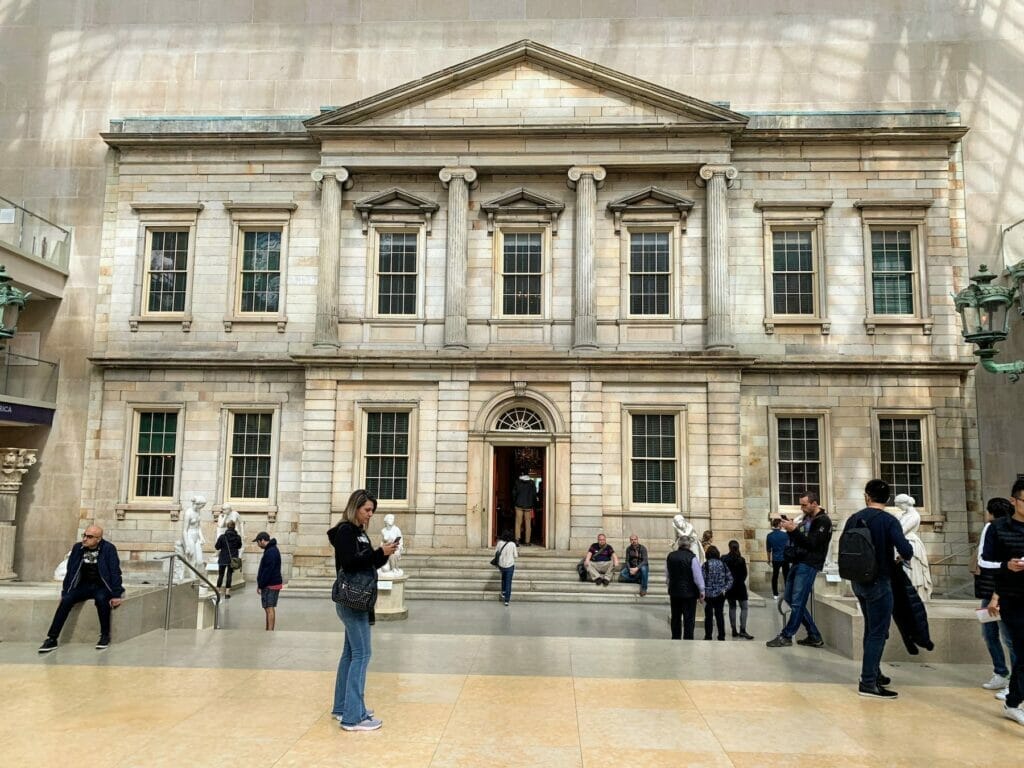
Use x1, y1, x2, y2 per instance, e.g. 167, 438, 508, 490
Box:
332, 568, 378, 612
490, 541, 510, 569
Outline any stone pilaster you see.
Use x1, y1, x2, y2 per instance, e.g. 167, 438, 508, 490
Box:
439, 166, 477, 348
567, 165, 606, 350
0, 447, 38, 580
311, 167, 350, 348
697, 164, 737, 351
705, 374, 742, 547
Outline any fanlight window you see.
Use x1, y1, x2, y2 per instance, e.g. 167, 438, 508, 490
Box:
495, 408, 545, 432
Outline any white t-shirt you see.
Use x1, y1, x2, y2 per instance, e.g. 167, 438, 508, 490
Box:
495, 539, 518, 568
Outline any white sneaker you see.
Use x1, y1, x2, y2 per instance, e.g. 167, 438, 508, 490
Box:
984, 673, 1010, 690
996, 687, 1009, 701
1004, 705, 1024, 726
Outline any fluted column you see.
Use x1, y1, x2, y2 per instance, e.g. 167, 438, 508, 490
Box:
440, 166, 477, 348
311, 167, 350, 348
0, 448, 37, 580
567, 165, 606, 350
697, 164, 737, 351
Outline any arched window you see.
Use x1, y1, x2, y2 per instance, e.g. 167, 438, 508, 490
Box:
495, 407, 545, 432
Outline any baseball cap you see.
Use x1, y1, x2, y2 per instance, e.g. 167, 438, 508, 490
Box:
253, 531, 271, 542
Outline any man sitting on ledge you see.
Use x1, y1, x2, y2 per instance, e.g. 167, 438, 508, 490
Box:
584, 533, 619, 586
620, 533, 650, 596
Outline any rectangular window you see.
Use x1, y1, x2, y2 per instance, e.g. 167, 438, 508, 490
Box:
229, 412, 273, 500
629, 231, 670, 315
377, 232, 417, 315
879, 417, 924, 503
502, 232, 542, 316
364, 412, 410, 501
133, 411, 178, 498
239, 230, 281, 313
630, 414, 677, 505
144, 230, 189, 314
776, 417, 821, 506
772, 230, 814, 315
870, 229, 914, 315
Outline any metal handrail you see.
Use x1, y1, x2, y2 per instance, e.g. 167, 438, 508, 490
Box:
156, 553, 222, 630
931, 542, 978, 568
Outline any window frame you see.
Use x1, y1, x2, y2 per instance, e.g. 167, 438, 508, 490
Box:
223, 203, 295, 332
352, 401, 419, 512
221, 406, 281, 513
624, 225, 678, 320
129, 203, 203, 332
124, 405, 185, 506
492, 226, 553, 321
365, 224, 427, 320
768, 408, 832, 519
872, 409, 937, 516
620, 405, 687, 515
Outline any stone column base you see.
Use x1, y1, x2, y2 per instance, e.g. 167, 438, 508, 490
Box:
0, 524, 17, 580
376, 573, 408, 620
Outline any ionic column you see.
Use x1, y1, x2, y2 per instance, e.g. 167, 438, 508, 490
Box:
311, 167, 350, 348
567, 165, 606, 350
440, 166, 477, 348
0, 447, 37, 580
697, 164, 737, 351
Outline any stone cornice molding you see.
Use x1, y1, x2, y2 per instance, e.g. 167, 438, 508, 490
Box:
696, 165, 738, 188
223, 201, 298, 212
853, 198, 935, 209
438, 167, 478, 189
567, 166, 606, 190
353, 187, 441, 235
129, 202, 204, 213
607, 186, 695, 233
754, 200, 834, 210
480, 187, 566, 234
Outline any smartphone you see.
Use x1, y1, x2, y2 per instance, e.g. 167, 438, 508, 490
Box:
393, 537, 402, 544
779, 514, 789, 521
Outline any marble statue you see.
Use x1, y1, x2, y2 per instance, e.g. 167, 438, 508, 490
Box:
216, 503, 244, 545
671, 513, 704, 563
378, 513, 404, 578
894, 493, 932, 602
180, 494, 207, 571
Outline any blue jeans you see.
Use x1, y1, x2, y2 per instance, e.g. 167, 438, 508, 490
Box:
982, 597, 1017, 677
781, 562, 821, 640
620, 563, 649, 590
852, 577, 894, 688
500, 566, 514, 603
47, 583, 114, 639
999, 597, 1024, 709
333, 603, 373, 724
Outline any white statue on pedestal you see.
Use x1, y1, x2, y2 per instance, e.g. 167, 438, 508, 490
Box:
377, 513, 404, 578
180, 494, 207, 571
216, 503, 244, 545
671, 513, 704, 563
894, 493, 932, 602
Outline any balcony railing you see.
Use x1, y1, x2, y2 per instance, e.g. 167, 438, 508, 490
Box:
0, 195, 71, 272
0, 351, 59, 405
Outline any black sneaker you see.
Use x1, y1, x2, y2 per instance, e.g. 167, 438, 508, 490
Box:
38, 637, 58, 654
796, 636, 825, 648
766, 635, 792, 648
95, 636, 110, 650
876, 673, 891, 687
858, 683, 898, 699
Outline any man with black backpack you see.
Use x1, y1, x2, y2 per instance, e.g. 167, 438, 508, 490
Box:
840, 478, 913, 699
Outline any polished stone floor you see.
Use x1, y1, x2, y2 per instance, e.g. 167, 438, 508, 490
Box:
1, 594, 1020, 766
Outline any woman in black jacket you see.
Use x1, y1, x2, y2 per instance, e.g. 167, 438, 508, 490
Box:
214, 520, 242, 598
327, 489, 398, 732
723, 540, 754, 640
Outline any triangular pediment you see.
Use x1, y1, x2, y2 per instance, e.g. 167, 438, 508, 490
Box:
481, 188, 565, 213
307, 40, 747, 133
607, 186, 695, 213
353, 188, 440, 214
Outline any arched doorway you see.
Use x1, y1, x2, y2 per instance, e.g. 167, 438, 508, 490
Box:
491, 406, 549, 547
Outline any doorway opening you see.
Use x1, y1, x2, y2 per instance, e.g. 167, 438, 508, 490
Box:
492, 445, 546, 547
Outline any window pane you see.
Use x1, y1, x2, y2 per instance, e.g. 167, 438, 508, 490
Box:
229, 412, 273, 500
377, 233, 417, 315
134, 411, 177, 498
771, 230, 814, 316
871, 229, 914, 314
146, 230, 189, 313
630, 414, 677, 505
239, 230, 282, 313
364, 411, 410, 501
629, 232, 670, 316
776, 416, 821, 506
502, 233, 542, 316
879, 417, 925, 503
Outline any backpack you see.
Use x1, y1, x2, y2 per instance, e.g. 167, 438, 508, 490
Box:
838, 510, 880, 584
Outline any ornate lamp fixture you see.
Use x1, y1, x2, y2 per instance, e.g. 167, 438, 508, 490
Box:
0, 265, 28, 340
954, 263, 1024, 381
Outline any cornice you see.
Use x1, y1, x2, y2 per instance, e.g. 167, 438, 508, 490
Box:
100, 132, 315, 149
736, 126, 969, 143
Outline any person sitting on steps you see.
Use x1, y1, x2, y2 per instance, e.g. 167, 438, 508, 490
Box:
584, 533, 618, 586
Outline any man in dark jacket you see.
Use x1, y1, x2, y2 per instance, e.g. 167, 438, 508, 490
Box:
619, 534, 650, 596
513, 473, 538, 546
255, 531, 283, 631
843, 479, 914, 699
766, 490, 833, 648
38, 525, 125, 653
215, 520, 243, 598
666, 539, 706, 640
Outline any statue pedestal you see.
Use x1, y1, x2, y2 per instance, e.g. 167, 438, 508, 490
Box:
375, 573, 408, 620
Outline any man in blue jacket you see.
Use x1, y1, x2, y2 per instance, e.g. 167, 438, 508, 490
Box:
255, 531, 283, 631
39, 525, 125, 653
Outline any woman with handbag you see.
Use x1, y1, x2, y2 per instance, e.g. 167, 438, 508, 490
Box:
493, 529, 518, 606
214, 520, 242, 598
327, 489, 399, 732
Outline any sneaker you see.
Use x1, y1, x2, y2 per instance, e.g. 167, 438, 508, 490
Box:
639, 590, 647, 597
772, 594, 780, 600
334, 710, 374, 722
876, 673, 891, 687
37, 637, 58, 654
504, 601, 509, 606
996, 687, 1009, 701
766, 635, 792, 648
1004, 705, 1024, 726
858, 683, 898, 699
984, 673, 1011, 690
95, 636, 110, 650
740, 632, 755, 640
796, 636, 825, 648
341, 717, 383, 732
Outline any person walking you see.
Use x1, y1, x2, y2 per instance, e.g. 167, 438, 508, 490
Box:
254, 532, 283, 631
327, 489, 399, 732
722, 539, 754, 640
494, 528, 518, 606
214, 519, 242, 598
976, 497, 1016, 699
702, 546, 733, 641
765, 518, 789, 599
666, 538, 705, 640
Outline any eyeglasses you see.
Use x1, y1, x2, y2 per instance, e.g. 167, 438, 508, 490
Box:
82, 533, 98, 539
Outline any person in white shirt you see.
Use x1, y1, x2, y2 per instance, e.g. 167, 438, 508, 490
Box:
494, 529, 519, 606
977, 497, 1016, 698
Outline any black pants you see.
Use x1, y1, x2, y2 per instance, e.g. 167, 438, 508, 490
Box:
771, 561, 790, 597
670, 596, 697, 640
1001, 597, 1024, 709
217, 565, 234, 589
46, 583, 113, 640
704, 595, 726, 640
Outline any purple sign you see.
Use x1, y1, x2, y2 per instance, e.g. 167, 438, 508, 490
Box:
0, 400, 54, 425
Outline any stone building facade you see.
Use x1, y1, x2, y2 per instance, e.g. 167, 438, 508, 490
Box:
82, 42, 978, 582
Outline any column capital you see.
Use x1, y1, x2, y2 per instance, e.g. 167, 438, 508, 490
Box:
567, 165, 606, 189
696, 164, 737, 188
439, 166, 478, 189
311, 166, 353, 189
0, 448, 36, 494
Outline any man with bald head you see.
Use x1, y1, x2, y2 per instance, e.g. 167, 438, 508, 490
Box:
39, 525, 125, 653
